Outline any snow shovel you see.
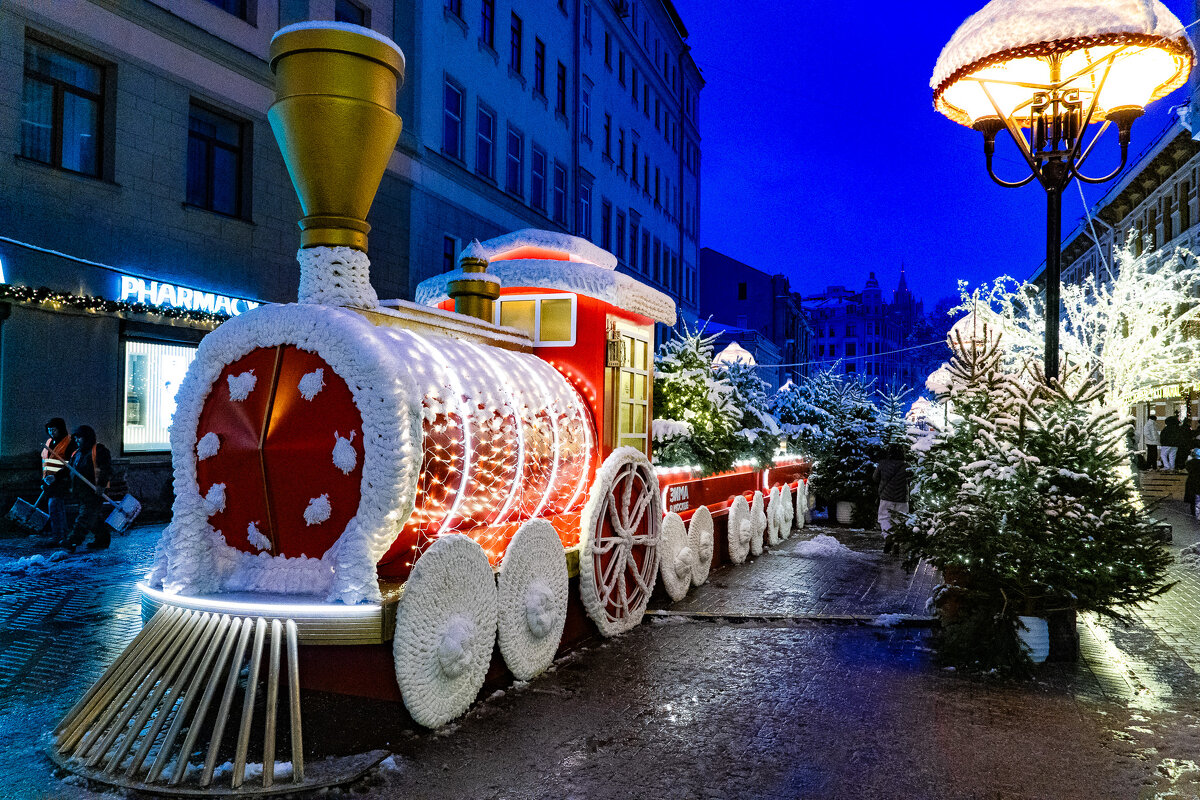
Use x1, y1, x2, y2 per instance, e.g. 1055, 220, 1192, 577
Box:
7, 488, 50, 532
57, 459, 142, 534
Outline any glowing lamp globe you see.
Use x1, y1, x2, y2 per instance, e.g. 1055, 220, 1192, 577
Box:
932, 0, 1193, 128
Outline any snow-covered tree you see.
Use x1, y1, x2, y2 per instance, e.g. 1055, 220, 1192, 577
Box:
893, 327, 1173, 673
653, 322, 742, 475
876, 385, 911, 450
717, 360, 782, 466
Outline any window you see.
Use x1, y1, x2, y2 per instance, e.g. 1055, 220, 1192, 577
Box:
334, 0, 368, 25
534, 39, 545, 95
480, 0, 495, 48
202, 0, 249, 19
655, 98, 660, 130
829, 344, 836, 357
505, 127, 523, 195
641, 230, 650, 272
553, 163, 568, 224
442, 80, 463, 159
631, 140, 639, 185
476, 106, 495, 178
643, 84, 649, 115
615, 211, 625, 260
618, 128, 626, 170
643, 155, 649, 190
846, 323, 855, 336
497, 294, 578, 346
1183, 181, 1192, 231
601, 199, 612, 250
509, 13, 523, 73
443, 235, 458, 272
630, 217, 640, 269
845, 342, 856, 357
186, 102, 245, 217
21, 38, 105, 177
531, 147, 547, 211
654, 166, 660, 205
653, 237, 661, 282
603, 113, 612, 157
583, 3, 592, 42
619, 51, 626, 86
578, 183, 592, 238
737, 282, 747, 300
580, 88, 591, 140
556, 62, 567, 114
124, 340, 198, 452
616, 328, 651, 453
631, 68, 638, 104
846, 363, 856, 374
604, 31, 612, 68
445, 0, 462, 19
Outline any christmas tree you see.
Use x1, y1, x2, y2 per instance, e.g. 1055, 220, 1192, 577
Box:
717, 360, 782, 467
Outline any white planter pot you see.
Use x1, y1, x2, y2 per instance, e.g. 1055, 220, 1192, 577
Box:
835, 501, 854, 525
1017, 615, 1049, 664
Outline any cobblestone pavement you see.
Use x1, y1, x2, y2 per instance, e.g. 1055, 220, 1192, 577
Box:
5, 520, 1200, 798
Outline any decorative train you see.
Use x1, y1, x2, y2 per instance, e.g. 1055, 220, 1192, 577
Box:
54, 22, 810, 792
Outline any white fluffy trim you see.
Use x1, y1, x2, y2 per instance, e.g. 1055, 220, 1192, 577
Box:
465, 228, 618, 270
296, 246, 380, 310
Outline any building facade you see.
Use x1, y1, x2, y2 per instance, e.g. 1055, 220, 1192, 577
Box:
803, 270, 925, 389
0, 0, 701, 516
696, 247, 811, 389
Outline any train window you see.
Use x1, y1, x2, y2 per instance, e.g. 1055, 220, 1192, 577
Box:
499, 299, 536, 337
616, 328, 651, 454
495, 294, 577, 346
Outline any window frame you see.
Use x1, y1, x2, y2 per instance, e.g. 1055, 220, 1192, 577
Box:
509, 13, 523, 73
531, 146, 548, 212
185, 99, 248, 219
21, 36, 107, 178
494, 293, 578, 347
480, 0, 496, 49
442, 78, 465, 161
475, 103, 496, 179
505, 125, 523, 196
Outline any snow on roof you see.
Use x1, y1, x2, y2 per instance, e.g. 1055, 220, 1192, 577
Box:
713, 341, 756, 367
415, 259, 676, 326
932, 0, 1188, 91
463, 229, 618, 270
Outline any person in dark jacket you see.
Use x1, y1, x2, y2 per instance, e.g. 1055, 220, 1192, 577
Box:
38, 417, 75, 544
1187, 447, 1200, 519
1162, 415, 1183, 471
873, 444, 910, 553
64, 425, 113, 552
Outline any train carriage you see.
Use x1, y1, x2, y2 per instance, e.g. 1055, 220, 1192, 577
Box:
53, 22, 810, 793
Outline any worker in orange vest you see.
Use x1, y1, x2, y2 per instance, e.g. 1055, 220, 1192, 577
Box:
39, 417, 75, 544
63, 425, 113, 552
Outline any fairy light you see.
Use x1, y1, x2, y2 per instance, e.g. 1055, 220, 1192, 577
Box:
0, 283, 226, 325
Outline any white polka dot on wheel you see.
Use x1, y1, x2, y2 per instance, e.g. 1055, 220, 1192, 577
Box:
727, 495, 752, 565
497, 519, 569, 681
393, 534, 497, 728
688, 506, 714, 587
658, 512, 694, 602
750, 491, 767, 556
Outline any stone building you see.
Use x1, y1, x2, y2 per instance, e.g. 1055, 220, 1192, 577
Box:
0, 0, 701, 517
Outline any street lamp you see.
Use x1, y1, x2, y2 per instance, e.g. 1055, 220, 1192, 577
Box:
933, 0, 1194, 380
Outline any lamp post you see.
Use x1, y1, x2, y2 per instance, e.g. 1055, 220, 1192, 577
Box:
932, 0, 1194, 381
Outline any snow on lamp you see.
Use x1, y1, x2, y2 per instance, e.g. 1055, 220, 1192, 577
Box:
931, 0, 1194, 382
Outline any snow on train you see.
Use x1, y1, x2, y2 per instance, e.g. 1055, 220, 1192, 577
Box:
53, 22, 809, 792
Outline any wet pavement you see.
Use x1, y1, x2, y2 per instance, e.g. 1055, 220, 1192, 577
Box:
4, 510, 1200, 798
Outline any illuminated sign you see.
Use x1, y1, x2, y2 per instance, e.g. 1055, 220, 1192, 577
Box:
118, 276, 259, 317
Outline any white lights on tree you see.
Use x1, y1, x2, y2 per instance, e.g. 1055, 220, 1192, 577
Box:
496, 519, 569, 681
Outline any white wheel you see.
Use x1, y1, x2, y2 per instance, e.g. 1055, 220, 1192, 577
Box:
796, 481, 809, 530
580, 448, 662, 637
781, 484, 795, 538
750, 491, 767, 556
727, 495, 752, 565
393, 534, 498, 728
688, 506, 714, 587
497, 519, 569, 681
658, 512, 694, 602
764, 488, 782, 547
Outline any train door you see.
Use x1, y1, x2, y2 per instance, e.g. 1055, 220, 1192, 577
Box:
607, 318, 652, 457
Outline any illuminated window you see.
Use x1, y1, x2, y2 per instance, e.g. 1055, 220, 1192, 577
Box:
495, 294, 577, 346
123, 340, 197, 452
617, 330, 651, 453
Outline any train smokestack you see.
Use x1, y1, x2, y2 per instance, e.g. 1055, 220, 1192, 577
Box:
268, 22, 405, 307
447, 240, 500, 323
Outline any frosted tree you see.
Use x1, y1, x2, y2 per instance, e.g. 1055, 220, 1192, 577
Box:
956, 236, 1200, 410
717, 360, 782, 466
653, 321, 742, 475
876, 385, 912, 450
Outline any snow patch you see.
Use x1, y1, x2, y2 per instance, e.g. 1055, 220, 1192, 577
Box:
226, 370, 256, 401
1179, 543, 1200, 569
652, 418, 693, 441
871, 613, 907, 627
794, 533, 870, 560
196, 431, 220, 461
246, 521, 271, 552
332, 430, 358, 474
304, 494, 332, 526
297, 368, 325, 400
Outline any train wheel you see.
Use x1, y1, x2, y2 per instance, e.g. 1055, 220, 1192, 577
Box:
780, 485, 796, 539
658, 512, 694, 602
579, 448, 662, 637
796, 481, 809, 530
765, 487, 784, 547
393, 534, 497, 728
727, 495, 752, 565
497, 519, 569, 681
688, 506, 714, 587
750, 491, 767, 556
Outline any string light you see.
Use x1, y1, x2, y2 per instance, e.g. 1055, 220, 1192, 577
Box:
0, 283, 227, 325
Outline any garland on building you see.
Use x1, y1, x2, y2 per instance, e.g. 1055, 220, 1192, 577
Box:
0, 283, 227, 325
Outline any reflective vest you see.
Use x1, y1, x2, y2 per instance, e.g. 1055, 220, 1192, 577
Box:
41, 436, 71, 481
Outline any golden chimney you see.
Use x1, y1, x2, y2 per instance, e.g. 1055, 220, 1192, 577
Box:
267, 23, 405, 253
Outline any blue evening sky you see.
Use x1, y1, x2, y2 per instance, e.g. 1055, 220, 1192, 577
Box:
673, 0, 1196, 308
